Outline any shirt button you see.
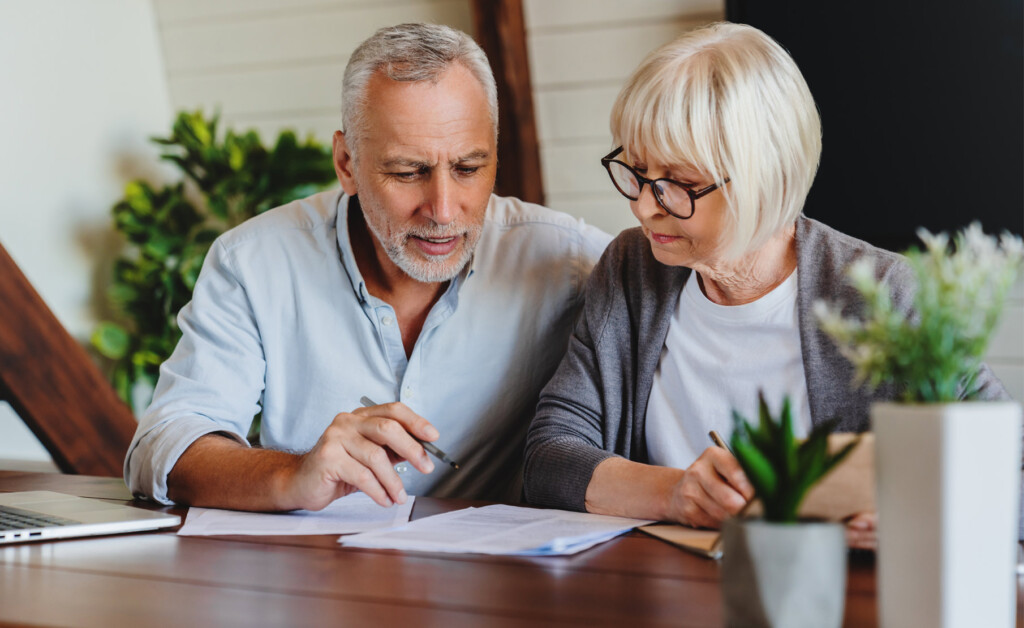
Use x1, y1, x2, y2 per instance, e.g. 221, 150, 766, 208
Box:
395, 463, 409, 473
403, 387, 414, 399
381, 315, 393, 326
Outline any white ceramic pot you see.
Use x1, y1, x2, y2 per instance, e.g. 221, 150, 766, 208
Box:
873, 401, 1022, 628
721, 518, 847, 628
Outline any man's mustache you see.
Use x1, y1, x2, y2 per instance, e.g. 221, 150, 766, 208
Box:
404, 223, 476, 240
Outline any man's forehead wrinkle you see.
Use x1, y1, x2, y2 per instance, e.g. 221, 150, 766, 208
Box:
384, 119, 486, 141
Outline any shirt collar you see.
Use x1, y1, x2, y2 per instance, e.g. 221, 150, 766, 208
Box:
334, 192, 477, 305
335, 192, 371, 304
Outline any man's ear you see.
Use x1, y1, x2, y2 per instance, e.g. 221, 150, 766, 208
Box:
333, 130, 358, 196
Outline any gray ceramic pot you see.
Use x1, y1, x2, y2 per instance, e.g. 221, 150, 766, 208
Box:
721, 518, 847, 628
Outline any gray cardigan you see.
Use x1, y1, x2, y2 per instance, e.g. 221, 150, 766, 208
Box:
524, 215, 1010, 512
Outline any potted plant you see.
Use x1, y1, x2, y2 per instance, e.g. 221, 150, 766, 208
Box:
91, 111, 337, 411
721, 393, 858, 628
816, 223, 1023, 628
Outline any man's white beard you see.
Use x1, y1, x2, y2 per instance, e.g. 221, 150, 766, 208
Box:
362, 206, 482, 283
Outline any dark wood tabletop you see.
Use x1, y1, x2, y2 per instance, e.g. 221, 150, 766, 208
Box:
0, 471, 1008, 627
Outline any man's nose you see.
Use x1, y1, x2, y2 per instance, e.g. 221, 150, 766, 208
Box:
426, 172, 456, 225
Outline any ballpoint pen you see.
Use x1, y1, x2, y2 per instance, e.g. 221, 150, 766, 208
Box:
360, 396, 460, 470
709, 429, 754, 519
708, 430, 732, 454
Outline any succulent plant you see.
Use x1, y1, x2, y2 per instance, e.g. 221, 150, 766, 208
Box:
730, 393, 858, 523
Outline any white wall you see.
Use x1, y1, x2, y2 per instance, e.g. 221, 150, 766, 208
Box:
0, 0, 172, 468
524, 0, 724, 236
153, 0, 473, 146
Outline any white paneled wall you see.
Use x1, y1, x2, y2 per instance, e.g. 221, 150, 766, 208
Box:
523, 0, 724, 236
153, 0, 473, 146
153, 0, 724, 234
989, 277, 1024, 402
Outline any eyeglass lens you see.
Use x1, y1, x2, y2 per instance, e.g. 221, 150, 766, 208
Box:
607, 161, 692, 217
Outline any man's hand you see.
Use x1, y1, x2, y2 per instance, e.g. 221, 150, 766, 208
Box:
286, 402, 439, 510
167, 402, 441, 512
666, 447, 754, 528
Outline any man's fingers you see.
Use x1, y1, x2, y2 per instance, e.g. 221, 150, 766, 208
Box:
331, 453, 395, 508
707, 448, 755, 500
345, 436, 411, 505
353, 402, 439, 441
356, 415, 434, 474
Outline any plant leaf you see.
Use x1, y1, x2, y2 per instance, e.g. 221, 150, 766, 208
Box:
91, 322, 130, 360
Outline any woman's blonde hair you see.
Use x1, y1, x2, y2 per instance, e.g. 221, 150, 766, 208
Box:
610, 22, 821, 259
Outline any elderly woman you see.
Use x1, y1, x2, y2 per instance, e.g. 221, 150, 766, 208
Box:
523, 22, 1008, 547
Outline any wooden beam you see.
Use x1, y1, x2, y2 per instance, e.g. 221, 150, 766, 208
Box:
471, 0, 545, 205
0, 241, 137, 476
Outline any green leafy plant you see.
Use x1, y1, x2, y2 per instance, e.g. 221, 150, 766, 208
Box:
92, 111, 337, 408
730, 394, 858, 523
815, 223, 1023, 403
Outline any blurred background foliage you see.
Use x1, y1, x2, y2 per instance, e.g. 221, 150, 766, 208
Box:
92, 111, 337, 409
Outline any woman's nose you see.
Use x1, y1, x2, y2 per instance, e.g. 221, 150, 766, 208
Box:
631, 181, 665, 220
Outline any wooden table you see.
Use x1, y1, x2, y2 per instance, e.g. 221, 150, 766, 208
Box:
0, 471, 1003, 627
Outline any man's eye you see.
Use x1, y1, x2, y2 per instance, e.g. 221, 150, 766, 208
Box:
455, 166, 480, 176
390, 171, 422, 181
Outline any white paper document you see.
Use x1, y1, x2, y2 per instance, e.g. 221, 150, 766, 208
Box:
177, 493, 414, 536
339, 504, 652, 555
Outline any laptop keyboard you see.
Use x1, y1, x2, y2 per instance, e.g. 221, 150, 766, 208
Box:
0, 505, 78, 531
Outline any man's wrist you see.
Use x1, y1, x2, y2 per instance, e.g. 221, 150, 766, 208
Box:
265, 452, 306, 511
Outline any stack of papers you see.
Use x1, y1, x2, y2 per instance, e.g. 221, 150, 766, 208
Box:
178, 493, 414, 536
339, 504, 652, 555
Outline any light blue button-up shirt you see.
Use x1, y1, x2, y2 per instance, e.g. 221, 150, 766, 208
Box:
125, 189, 611, 504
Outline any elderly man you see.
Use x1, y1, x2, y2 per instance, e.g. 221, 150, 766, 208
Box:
124, 23, 610, 511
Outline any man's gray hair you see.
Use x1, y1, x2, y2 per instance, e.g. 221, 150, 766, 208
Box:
342, 23, 498, 153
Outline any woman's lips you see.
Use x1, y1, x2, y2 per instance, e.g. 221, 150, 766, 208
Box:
412, 234, 460, 256
650, 232, 680, 244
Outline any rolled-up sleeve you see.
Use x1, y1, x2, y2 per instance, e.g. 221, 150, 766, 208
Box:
124, 238, 266, 504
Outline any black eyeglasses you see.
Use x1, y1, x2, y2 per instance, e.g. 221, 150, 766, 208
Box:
600, 146, 728, 219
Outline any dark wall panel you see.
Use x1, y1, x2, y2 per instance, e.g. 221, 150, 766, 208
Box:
727, 1, 1023, 251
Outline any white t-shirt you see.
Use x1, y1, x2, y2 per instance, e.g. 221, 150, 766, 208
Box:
645, 269, 812, 470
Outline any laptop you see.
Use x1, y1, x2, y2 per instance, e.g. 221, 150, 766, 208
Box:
0, 490, 180, 544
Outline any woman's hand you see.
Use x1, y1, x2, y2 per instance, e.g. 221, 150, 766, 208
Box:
845, 512, 877, 550
584, 450, 752, 525
666, 447, 755, 528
